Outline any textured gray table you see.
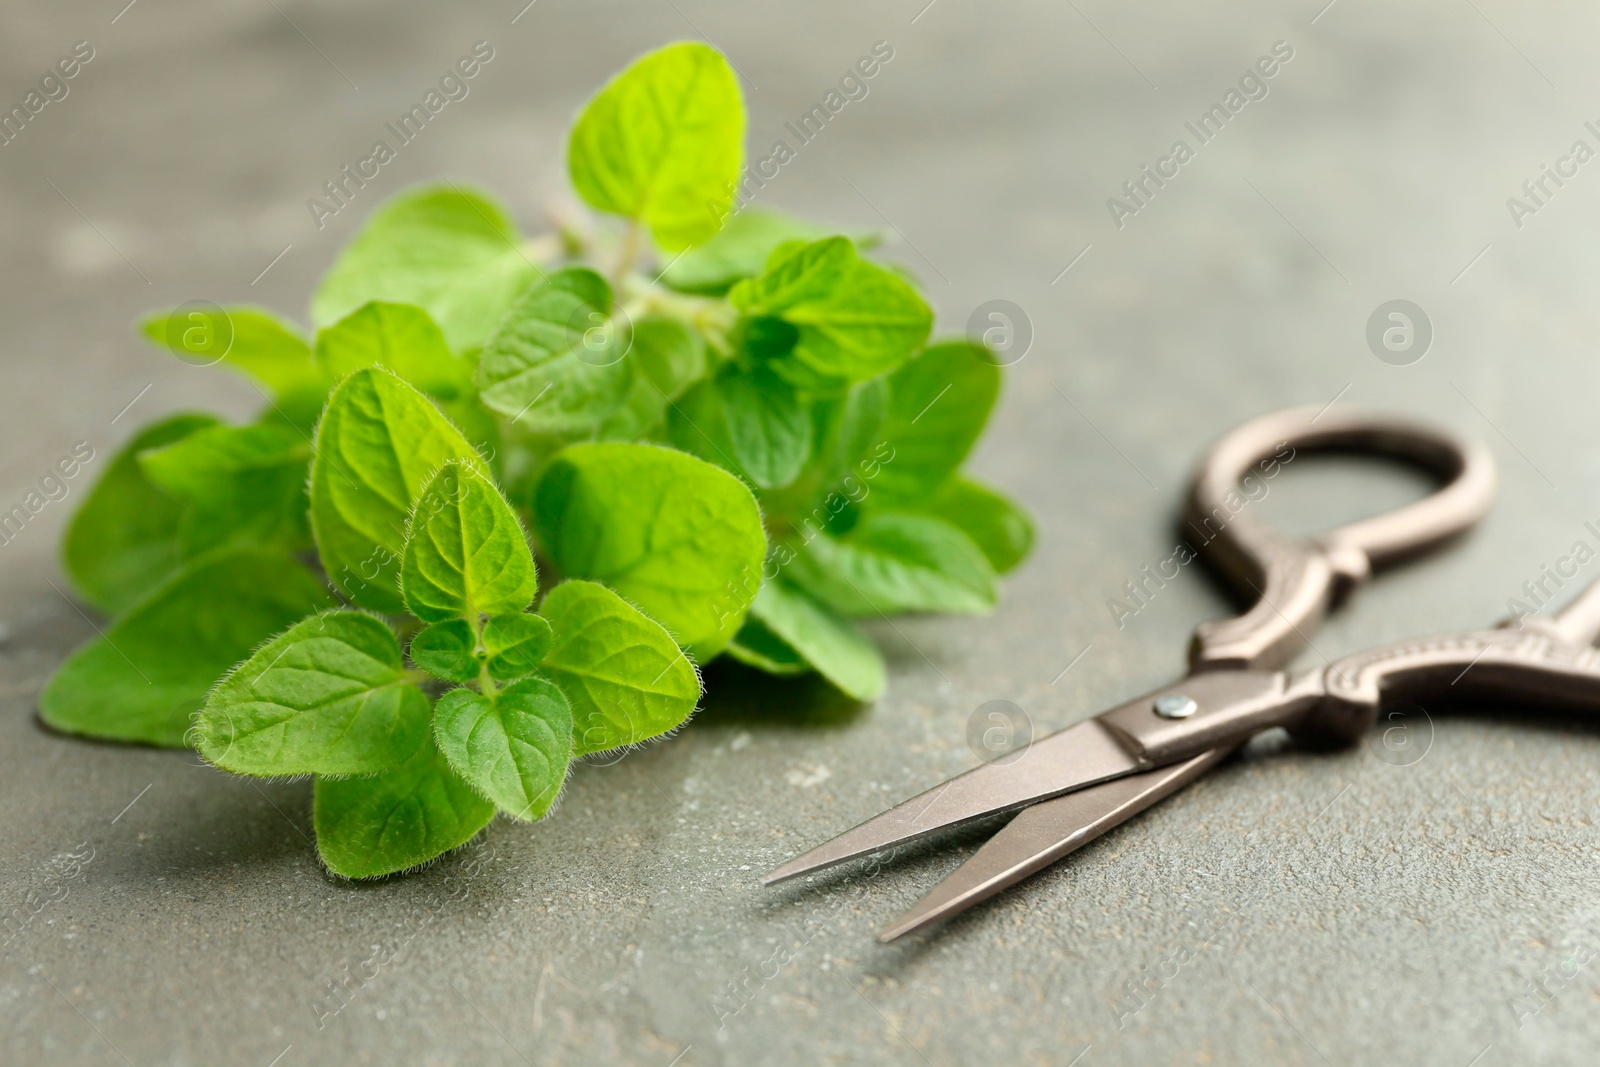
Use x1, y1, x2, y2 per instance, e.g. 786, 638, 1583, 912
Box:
4, 1, 1600, 1064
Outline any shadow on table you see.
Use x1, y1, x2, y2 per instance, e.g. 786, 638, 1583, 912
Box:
694, 658, 871, 731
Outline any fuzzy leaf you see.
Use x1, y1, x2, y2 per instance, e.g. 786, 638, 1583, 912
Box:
785, 512, 997, 617
39, 550, 332, 747
534, 443, 766, 657
401, 461, 537, 623
729, 237, 932, 387
311, 185, 541, 355
538, 580, 700, 754
746, 578, 885, 700
196, 611, 432, 776
475, 268, 632, 435
313, 736, 495, 879
433, 677, 572, 821
409, 613, 553, 684
407, 619, 478, 683
871, 340, 1000, 506
62, 414, 217, 615
483, 613, 555, 680
567, 41, 744, 251
912, 476, 1034, 574
316, 301, 473, 400
137, 422, 312, 558
309, 367, 483, 613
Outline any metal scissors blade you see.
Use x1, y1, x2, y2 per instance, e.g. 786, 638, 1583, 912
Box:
763, 718, 1141, 885
765, 670, 1297, 887
876, 746, 1235, 942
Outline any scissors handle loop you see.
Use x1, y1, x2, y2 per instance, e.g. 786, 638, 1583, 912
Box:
1186, 405, 1497, 672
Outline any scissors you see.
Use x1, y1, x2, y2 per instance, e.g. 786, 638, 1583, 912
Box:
765, 404, 1600, 941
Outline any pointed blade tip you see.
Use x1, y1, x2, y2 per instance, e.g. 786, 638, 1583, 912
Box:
876, 913, 932, 943
764, 841, 869, 886
762, 855, 817, 886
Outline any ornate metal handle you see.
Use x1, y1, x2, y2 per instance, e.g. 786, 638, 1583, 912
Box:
1185, 405, 1497, 672
1304, 575, 1600, 744
1097, 580, 1600, 766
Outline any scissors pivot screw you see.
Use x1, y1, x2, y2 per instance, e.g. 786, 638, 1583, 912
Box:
1152, 694, 1198, 719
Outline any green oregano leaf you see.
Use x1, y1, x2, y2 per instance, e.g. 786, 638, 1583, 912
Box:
567, 41, 744, 251
596, 372, 670, 443
912, 476, 1034, 574
663, 376, 740, 476
409, 613, 555, 684
533, 442, 767, 657
717, 363, 812, 489
724, 620, 811, 676
728, 237, 932, 387
313, 736, 495, 879
631, 316, 706, 400
40, 549, 332, 747
315, 301, 473, 400
475, 268, 631, 435
483, 613, 555, 680
139, 307, 328, 406
745, 578, 886, 700
309, 367, 483, 613
433, 677, 572, 821
62, 413, 217, 615
538, 580, 700, 754
733, 313, 801, 363
870, 340, 1000, 506
594, 317, 708, 441
785, 512, 998, 617
196, 611, 432, 777
408, 619, 479, 682
311, 185, 541, 355
137, 421, 313, 558
756, 378, 887, 524
400, 461, 538, 623
659, 208, 837, 295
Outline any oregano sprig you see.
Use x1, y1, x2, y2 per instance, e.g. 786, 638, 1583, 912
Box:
41, 40, 1033, 879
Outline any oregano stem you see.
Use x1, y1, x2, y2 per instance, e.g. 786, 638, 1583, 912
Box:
468, 610, 498, 698
613, 219, 643, 287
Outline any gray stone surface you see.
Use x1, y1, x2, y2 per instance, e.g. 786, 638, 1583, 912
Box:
3, 1, 1600, 1063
